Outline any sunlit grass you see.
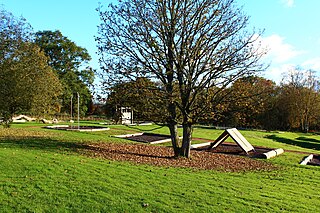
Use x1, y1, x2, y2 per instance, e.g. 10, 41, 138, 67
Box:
0, 123, 320, 212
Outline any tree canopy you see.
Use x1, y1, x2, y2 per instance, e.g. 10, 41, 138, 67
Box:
0, 9, 62, 127
97, 0, 267, 157
35, 30, 95, 116
278, 67, 320, 132
105, 77, 166, 123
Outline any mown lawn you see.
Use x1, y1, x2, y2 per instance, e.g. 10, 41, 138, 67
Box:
1, 123, 320, 212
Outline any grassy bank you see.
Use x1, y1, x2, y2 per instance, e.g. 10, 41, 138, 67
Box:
0, 123, 320, 212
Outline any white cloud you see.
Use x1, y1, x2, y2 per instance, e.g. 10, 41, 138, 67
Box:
264, 64, 295, 84
302, 58, 320, 70
281, 0, 295, 7
258, 34, 305, 63
251, 34, 306, 83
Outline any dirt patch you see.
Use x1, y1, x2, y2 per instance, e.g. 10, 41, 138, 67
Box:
125, 133, 170, 143
82, 143, 276, 172
196, 143, 273, 158
123, 133, 273, 157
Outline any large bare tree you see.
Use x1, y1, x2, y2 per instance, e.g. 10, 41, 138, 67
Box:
97, 0, 266, 157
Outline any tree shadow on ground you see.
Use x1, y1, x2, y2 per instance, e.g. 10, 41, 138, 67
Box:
266, 135, 320, 150
296, 137, 320, 144
88, 145, 175, 159
0, 136, 89, 153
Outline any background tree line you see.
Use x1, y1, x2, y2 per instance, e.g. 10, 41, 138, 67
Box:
105, 66, 320, 133
0, 8, 95, 126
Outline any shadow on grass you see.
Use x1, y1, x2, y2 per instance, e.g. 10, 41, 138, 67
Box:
0, 136, 90, 153
89, 145, 175, 159
266, 135, 320, 150
296, 137, 320, 144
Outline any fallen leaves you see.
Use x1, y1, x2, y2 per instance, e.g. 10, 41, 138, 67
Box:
82, 143, 276, 172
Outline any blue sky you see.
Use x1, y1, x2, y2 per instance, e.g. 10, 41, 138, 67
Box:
1, 0, 320, 84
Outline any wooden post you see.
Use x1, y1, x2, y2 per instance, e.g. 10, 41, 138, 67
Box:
77, 92, 80, 130
70, 95, 73, 129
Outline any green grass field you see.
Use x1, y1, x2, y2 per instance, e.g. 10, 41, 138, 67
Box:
1, 122, 320, 212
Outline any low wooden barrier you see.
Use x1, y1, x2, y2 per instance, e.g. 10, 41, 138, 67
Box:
261, 148, 284, 159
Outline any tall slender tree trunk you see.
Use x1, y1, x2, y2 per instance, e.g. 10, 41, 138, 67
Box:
168, 120, 180, 157
166, 24, 182, 157
180, 121, 192, 158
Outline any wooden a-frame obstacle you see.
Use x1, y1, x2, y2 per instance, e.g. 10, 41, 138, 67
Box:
207, 128, 255, 154
191, 128, 285, 158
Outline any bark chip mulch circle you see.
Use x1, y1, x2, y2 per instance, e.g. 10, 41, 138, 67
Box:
82, 143, 277, 172
125, 133, 170, 143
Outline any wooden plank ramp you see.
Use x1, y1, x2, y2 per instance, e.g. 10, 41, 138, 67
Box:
208, 128, 255, 154
226, 128, 255, 153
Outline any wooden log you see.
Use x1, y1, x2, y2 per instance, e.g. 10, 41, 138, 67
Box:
300, 154, 314, 165
44, 125, 69, 129
262, 148, 284, 159
113, 133, 144, 138
150, 136, 183, 144
190, 142, 211, 149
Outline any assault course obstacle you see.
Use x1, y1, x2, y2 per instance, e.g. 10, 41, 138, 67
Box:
191, 128, 284, 158
261, 148, 284, 159
207, 128, 255, 154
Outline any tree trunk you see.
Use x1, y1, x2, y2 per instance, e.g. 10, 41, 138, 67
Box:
1, 111, 13, 128
180, 122, 192, 158
166, 91, 180, 156
168, 121, 180, 157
